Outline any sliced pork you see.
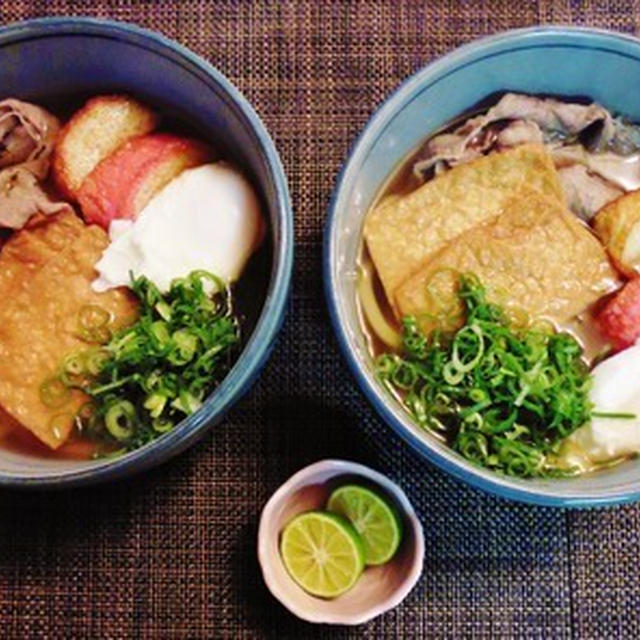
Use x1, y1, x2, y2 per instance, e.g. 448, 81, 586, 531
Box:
0, 99, 70, 229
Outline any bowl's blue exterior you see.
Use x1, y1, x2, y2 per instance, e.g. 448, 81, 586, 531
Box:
325, 26, 640, 507
0, 18, 293, 488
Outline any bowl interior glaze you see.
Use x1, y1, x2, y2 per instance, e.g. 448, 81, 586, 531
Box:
325, 27, 640, 506
0, 18, 292, 487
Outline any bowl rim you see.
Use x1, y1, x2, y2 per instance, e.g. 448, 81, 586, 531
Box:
324, 25, 640, 508
0, 16, 293, 488
257, 458, 425, 625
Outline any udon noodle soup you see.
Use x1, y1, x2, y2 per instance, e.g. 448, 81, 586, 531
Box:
359, 92, 640, 478
0, 94, 268, 461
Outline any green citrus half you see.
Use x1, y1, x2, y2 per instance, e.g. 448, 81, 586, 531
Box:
279, 510, 365, 598
327, 484, 402, 565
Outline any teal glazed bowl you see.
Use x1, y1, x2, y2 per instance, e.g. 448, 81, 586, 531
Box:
0, 18, 293, 487
325, 26, 640, 507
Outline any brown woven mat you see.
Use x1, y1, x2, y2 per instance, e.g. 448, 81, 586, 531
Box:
1, 1, 640, 638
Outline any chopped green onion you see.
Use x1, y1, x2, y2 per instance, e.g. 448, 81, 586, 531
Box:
51, 270, 240, 453
190, 269, 225, 291
84, 348, 110, 376
78, 325, 112, 345
150, 321, 171, 346
170, 329, 199, 365
152, 417, 174, 433
62, 353, 85, 376
144, 393, 167, 418
171, 390, 202, 415
60, 352, 87, 387
78, 305, 110, 329
95, 447, 126, 460
155, 301, 172, 321
442, 361, 464, 385
105, 401, 137, 442
40, 376, 71, 408
451, 324, 484, 372
592, 411, 637, 420
376, 274, 593, 479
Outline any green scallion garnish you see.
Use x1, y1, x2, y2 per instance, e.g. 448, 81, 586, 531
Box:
376, 274, 593, 478
51, 270, 240, 455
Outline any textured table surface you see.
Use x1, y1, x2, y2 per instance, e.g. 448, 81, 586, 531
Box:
1, 1, 640, 638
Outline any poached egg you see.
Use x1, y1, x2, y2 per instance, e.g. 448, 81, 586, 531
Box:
564, 342, 640, 466
93, 162, 264, 293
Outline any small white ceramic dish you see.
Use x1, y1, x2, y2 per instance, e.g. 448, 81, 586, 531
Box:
257, 459, 424, 625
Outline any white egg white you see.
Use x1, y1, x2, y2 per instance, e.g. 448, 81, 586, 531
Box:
93, 162, 264, 293
566, 342, 640, 465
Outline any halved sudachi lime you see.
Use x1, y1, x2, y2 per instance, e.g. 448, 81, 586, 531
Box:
327, 484, 402, 565
279, 510, 365, 598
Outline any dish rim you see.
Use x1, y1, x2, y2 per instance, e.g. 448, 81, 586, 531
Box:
0, 16, 293, 488
324, 25, 640, 508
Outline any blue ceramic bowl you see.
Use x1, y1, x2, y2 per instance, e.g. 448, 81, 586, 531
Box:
0, 18, 292, 487
325, 26, 640, 507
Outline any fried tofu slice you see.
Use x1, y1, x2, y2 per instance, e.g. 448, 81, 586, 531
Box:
395, 189, 619, 335
52, 95, 159, 201
364, 144, 566, 302
0, 211, 138, 448
594, 189, 640, 278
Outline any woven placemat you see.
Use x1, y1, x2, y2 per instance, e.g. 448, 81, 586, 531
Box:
1, 1, 640, 638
